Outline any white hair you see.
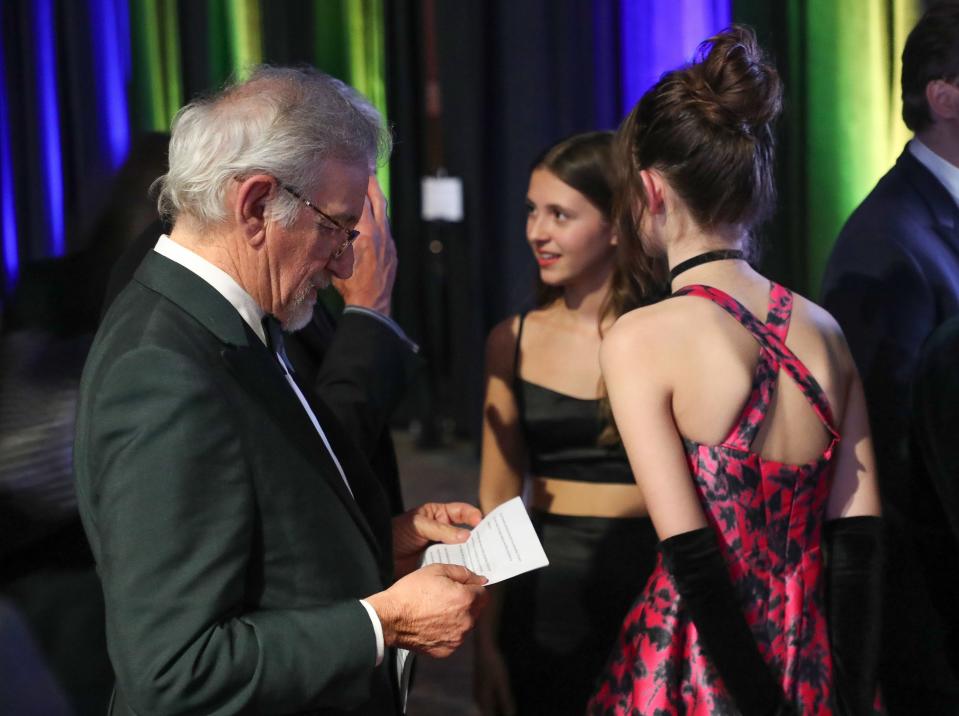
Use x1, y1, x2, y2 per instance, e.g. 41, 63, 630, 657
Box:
155, 66, 392, 228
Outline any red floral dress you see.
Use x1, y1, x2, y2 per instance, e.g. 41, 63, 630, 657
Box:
589, 283, 864, 716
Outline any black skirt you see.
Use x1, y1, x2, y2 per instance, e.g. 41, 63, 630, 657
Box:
497, 509, 659, 715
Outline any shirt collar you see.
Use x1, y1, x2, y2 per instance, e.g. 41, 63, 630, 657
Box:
909, 138, 959, 209
153, 234, 267, 345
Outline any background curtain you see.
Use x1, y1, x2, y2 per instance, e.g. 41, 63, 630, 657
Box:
0, 0, 388, 299
736, 0, 921, 293
0, 0, 930, 441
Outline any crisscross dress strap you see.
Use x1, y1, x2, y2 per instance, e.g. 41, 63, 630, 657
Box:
672, 284, 839, 440
719, 283, 796, 449
764, 282, 793, 342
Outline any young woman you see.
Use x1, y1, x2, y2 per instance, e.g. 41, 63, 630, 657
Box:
474, 132, 660, 716
588, 27, 883, 716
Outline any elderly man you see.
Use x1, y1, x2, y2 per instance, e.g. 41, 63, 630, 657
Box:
74, 67, 487, 715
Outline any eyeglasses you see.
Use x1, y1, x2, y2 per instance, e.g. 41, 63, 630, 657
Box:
281, 184, 360, 259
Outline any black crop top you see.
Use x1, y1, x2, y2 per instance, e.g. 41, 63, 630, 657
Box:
513, 313, 633, 484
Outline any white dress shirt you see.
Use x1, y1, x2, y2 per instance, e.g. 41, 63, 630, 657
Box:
910, 138, 959, 208
153, 235, 386, 666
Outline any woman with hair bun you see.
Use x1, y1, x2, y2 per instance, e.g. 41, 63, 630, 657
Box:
475, 131, 661, 716
588, 27, 883, 716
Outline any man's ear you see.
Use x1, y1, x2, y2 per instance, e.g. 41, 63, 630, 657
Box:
639, 169, 666, 216
926, 80, 959, 121
233, 174, 276, 246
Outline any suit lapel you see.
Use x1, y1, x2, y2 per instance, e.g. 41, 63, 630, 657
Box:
899, 149, 959, 254
296, 385, 395, 577
221, 339, 384, 564
135, 252, 384, 565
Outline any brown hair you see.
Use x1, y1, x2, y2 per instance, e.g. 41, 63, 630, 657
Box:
531, 131, 658, 328
596, 26, 781, 443
615, 25, 782, 263
901, 3, 959, 133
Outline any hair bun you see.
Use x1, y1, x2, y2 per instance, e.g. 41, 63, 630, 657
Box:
683, 25, 782, 137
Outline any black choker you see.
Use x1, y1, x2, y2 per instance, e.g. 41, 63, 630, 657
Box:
669, 249, 746, 282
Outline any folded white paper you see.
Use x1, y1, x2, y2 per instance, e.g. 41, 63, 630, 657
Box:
420, 496, 549, 584
396, 498, 549, 707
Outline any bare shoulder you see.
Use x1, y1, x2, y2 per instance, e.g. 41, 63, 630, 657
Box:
612, 293, 718, 341
790, 292, 855, 367
487, 314, 520, 351
485, 314, 522, 377
616, 296, 692, 329
602, 301, 683, 366
606, 304, 658, 344
513, 302, 562, 336
791, 291, 840, 332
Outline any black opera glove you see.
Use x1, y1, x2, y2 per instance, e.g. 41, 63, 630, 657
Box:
823, 516, 883, 716
660, 527, 796, 716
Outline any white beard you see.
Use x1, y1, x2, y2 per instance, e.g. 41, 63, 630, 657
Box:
281, 272, 331, 332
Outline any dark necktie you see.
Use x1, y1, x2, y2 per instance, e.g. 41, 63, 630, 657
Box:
262, 315, 296, 376
261, 315, 357, 504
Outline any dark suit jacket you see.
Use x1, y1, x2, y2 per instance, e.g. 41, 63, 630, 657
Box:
822, 147, 959, 695
285, 305, 413, 516
913, 316, 959, 537
74, 252, 399, 715
910, 316, 959, 675
103, 221, 417, 516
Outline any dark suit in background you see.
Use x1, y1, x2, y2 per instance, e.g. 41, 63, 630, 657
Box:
911, 315, 959, 681
822, 146, 959, 710
0, 599, 73, 715
76, 252, 400, 714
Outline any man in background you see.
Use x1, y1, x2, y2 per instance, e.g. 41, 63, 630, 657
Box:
822, 4, 959, 712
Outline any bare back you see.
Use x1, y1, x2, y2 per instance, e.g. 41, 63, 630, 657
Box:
669, 281, 850, 466
601, 268, 879, 540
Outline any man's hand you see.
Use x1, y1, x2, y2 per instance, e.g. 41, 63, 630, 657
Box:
392, 501, 483, 577
365, 564, 489, 658
366, 501, 487, 658
332, 175, 396, 315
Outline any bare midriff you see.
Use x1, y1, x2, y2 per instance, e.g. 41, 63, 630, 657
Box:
530, 476, 648, 518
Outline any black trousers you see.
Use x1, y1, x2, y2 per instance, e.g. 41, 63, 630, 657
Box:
498, 510, 658, 716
